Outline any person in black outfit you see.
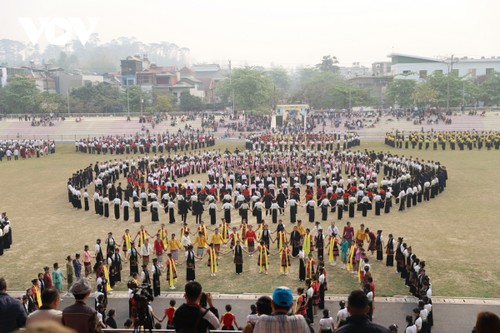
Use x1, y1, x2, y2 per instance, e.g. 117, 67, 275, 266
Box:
173, 281, 219, 333
336, 290, 390, 333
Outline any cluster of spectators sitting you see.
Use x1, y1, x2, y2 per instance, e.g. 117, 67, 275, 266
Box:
385, 130, 500, 150
0, 140, 56, 161
30, 114, 62, 127
223, 114, 272, 132
74, 129, 216, 155
0, 212, 12, 256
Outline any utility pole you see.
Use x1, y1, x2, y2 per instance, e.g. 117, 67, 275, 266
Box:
67, 88, 70, 116
126, 87, 130, 118
446, 54, 458, 111
229, 60, 235, 116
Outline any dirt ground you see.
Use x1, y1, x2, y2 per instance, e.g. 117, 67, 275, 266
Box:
0, 134, 499, 298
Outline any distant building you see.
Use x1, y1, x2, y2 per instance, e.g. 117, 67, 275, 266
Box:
348, 75, 392, 108
191, 64, 226, 105
372, 62, 391, 76
388, 53, 500, 80
55, 72, 104, 96
339, 63, 371, 78
121, 56, 144, 85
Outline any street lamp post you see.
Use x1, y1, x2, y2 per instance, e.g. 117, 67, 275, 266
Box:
445, 55, 459, 111
67, 88, 70, 116
126, 87, 130, 118
229, 60, 235, 116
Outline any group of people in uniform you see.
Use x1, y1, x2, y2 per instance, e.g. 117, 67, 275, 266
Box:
394, 236, 434, 333
245, 131, 361, 152
74, 129, 216, 155
0, 212, 13, 256
67, 139, 448, 230
385, 130, 500, 150
0, 139, 56, 161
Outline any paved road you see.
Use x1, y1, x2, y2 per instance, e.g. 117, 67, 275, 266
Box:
43, 293, 499, 333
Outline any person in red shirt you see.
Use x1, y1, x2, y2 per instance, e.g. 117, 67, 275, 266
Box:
43, 266, 53, 289
153, 233, 166, 264
159, 299, 176, 329
245, 225, 257, 253
220, 304, 239, 330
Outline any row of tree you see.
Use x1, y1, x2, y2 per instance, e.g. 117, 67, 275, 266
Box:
216, 55, 374, 112
2, 55, 500, 114
387, 71, 500, 108
0, 77, 206, 114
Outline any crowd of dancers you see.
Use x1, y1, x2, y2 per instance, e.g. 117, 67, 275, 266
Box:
67, 145, 447, 229
74, 129, 216, 155
245, 132, 361, 151
385, 130, 500, 150
0, 139, 56, 161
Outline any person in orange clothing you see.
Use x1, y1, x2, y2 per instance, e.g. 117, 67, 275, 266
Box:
167, 233, 182, 262
355, 223, 368, 245
209, 228, 225, 254
192, 231, 208, 258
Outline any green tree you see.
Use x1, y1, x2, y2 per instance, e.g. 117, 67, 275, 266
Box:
412, 82, 438, 108
266, 67, 291, 105
71, 82, 122, 113
316, 55, 339, 73
0, 76, 40, 114
292, 70, 373, 109
124, 85, 149, 114
480, 72, 500, 106
387, 78, 417, 108
38, 92, 65, 113
155, 94, 173, 112
179, 93, 204, 111
217, 67, 273, 111
426, 72, 463, 107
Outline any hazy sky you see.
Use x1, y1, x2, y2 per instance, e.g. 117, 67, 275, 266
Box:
2, 0, 499, 68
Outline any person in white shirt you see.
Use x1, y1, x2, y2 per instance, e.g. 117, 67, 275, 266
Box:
318, 309, 335, 333
328, 222, 339, 238
335, 300, 349, 329
140, 238, 153, 266
413, 308, 422, 332
405, 315, 417, 333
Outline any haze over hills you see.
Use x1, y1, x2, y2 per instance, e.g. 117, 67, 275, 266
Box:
0, 35, 191, 73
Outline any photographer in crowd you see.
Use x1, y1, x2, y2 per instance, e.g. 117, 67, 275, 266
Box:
174, 281, 219, 333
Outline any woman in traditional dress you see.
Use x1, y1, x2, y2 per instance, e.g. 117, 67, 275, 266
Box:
279, 242, 291, 275
185, 245, 196, 281
385, 234, 395, 267
376, 230, 384, 261
122, 200, 129, 221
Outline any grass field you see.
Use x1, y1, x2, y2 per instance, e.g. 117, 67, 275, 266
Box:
0, 141, 499, 298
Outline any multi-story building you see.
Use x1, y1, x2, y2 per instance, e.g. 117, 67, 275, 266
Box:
388, 53, 500, 80
120, 56, 143, 86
